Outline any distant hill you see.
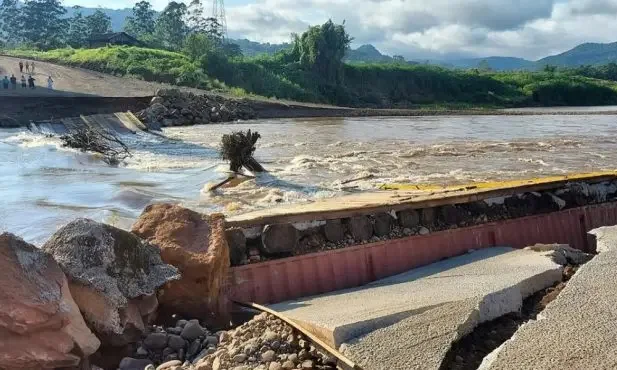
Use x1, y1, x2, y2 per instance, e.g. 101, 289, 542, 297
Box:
538, 42, 617, 67
443, 57, 536, 71
345, 44, 394, 63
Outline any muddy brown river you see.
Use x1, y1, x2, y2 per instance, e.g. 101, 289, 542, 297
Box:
2, 113, 617, 244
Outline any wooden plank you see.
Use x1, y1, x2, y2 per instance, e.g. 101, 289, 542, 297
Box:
227, 172, 617, 227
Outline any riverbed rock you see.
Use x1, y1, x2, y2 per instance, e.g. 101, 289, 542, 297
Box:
42, 218, 180, 346
132, 204, 231, 322
261, 224, 299, 254
0, 232, 100, 369
346, 216, 373, 241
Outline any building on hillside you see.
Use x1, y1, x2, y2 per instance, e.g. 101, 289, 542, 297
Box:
88, 32, 144, 48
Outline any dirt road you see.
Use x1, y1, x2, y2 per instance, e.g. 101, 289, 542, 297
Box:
0, 55, 204, 97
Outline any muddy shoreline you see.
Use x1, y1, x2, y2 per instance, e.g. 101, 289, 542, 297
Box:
3, 93, 617, 128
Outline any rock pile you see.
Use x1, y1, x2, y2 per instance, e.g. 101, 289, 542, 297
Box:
138, 89, 256, 128
189, 312, 336, 370
120, 318, 219, 369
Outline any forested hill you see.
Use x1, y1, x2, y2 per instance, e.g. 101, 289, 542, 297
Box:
537, 42, 617, 67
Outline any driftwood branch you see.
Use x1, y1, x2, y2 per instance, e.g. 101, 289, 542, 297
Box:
60, 125, 132, 165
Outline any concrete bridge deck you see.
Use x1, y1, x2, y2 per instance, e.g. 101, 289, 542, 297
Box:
480, 226, 617, 370
268, 246, 578, 370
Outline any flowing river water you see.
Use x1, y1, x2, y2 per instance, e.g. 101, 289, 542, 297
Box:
2, 113, 617, 245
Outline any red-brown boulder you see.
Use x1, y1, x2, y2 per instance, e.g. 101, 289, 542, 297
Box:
0, 232, 100, 369
132, 204, 230, 322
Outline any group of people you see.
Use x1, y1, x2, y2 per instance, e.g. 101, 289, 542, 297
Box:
1, 60, 54, 91
18, 60, 35, 73
2, 74, 35, 89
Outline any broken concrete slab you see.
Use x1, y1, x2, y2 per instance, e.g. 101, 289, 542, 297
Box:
479, 226, 617, 370
269, 246, 568, 370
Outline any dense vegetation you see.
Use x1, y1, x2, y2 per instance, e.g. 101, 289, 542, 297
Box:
3, 0, 617, 108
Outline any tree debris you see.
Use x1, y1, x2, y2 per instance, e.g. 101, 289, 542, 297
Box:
219, 129, 265, 173
60, 125, 132, 165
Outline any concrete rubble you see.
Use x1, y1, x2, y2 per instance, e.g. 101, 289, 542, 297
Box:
479, 226, 617, 370
269, 246, 580, 370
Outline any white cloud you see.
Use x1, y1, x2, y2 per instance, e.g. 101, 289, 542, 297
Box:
219, 0, 617, 60
69, 0, 617, 60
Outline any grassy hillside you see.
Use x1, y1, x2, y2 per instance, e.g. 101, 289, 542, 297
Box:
7, 46, 617, 108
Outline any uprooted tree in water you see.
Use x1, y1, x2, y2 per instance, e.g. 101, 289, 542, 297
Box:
209, 130, 265, 191
219, 129, 265, 173
60, 125, 132, 165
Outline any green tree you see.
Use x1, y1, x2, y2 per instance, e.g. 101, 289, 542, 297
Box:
291, 19, 352, 84
124, 1, 156, 39
155, 1, 188, 50
222, 42, 242, 58
20, 0, 67, 49
393, 55, 405, 63
85, 9, 111, 37
543, 64, 557, 73
67, 6, 89, 47
186, 0, 207, 33
0, 0, 22, 45
183, 32, 216, 60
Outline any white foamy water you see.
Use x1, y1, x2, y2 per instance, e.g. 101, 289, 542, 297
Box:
2, 114, 617, 245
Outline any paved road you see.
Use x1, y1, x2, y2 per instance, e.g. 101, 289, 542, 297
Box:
0, 55, 202, 97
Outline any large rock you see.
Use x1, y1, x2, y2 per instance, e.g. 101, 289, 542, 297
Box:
323, 219, 345, 242
43, 219, 180, 346
0, 233, 100, 369
346, 216, 373, 241
261, 224, 299, 254
132, 204, 230, 322
225, 228, 247, 265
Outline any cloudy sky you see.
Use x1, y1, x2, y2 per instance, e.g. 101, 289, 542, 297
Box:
63, 0, 617, 60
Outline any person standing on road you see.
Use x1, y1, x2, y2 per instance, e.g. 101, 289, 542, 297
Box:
20, 75, 26, 88
19, 61, 23, 73
27, 75, 35, 89
47, 75, 54, 90
2, 76, 9, 89
31, 62, 35, 73
25, 61, 30, 73
10, 75, 16, 89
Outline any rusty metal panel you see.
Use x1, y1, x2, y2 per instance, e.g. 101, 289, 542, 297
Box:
229, 202, 617, 305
